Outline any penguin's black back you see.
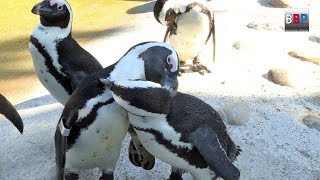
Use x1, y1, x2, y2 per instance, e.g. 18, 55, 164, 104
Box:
167, 92, 240, 161
57, 35, 103, 76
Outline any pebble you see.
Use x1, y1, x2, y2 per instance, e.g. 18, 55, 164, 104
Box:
302, 115, 320, 131
247, 22, 283, 31
217, 102, 251, 126
267, 68, 314, 88
288, 50, 320, 65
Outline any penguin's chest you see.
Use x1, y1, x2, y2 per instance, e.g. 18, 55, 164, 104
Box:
168, 10, 211, 61
66, 102, 129, 170
29, 42, 70, 105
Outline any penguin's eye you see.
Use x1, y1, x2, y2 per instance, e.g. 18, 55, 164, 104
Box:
57, 5, 63, 10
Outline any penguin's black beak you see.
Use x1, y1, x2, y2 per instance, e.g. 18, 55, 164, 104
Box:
31, 1, 67, 18
160, 71, 178, 97
0, 94, 23, 134
32, 1, 48, 15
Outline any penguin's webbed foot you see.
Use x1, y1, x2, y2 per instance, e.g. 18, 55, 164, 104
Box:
179, 58, 211, 75
65, 172, 79, 180
99, 173, 114, 180
191, 58, 211, 75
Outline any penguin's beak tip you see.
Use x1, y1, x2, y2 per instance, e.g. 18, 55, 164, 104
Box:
31, 4, 41, 15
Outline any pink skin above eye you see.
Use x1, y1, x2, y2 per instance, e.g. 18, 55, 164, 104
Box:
49, 0, 62, 6
167, 55, 178, 72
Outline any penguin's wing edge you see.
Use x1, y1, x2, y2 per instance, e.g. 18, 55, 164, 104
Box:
54, 109, 78, 180
211, 14, 216, 63
187, 126, 240, 180
0, 94, 23, 133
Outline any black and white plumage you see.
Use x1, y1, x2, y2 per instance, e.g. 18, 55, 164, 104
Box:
154, 0, 215, 74
101, 79, 241, 180
29, 0, 103, 105
0, 94, 23, 134
55, 42, 180, 180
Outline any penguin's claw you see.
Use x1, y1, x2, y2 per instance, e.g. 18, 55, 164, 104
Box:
179, 60, 211, 75
191, 58, 211, 75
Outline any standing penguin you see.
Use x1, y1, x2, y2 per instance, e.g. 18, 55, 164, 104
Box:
154, 0, 215, 74
29, 0, 103, 105
101, 79, 241, 180
55, 42, 180, 180
0, 94, 23, 134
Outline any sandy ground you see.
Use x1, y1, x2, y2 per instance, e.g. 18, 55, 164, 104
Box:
1, 0, 320, 179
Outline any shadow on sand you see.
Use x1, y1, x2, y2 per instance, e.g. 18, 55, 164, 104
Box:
126, 1, 155, 14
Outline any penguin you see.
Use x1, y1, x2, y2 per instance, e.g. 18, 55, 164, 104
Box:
0, 94, 23, 134
154, 0, 215, 75
29, 0, 156, 173
100, 79, 241, 180
55, 42, 180, 180
29, 0, 103, 105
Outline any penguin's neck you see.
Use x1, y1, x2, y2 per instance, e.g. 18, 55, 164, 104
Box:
32, 19, 72, 43
109, 54, 145, 81
30, 22, 72, 75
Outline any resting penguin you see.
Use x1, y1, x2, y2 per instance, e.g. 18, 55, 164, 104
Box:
154, 0, 215, 74
0, 94, 23, 134
29, 0, 103, 105
55, 42, 180, 180
100, 79, 241, 180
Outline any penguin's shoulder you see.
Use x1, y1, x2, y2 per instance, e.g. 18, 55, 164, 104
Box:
56, 36, 103, 73
62, 64, 116, 117
167, 92, 224, 133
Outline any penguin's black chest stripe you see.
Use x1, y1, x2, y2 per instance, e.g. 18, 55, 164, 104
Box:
30, 36, 73, 94
132, 126, 208, 169
67, 98, 115, 149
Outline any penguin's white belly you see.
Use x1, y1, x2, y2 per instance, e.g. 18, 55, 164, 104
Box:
168, 10, 211, 62
29, 43, 70, 105
129, 115, 214, 180
65, 102, 129, 170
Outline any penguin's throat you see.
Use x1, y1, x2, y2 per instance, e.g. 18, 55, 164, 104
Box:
40, 15, 71, 29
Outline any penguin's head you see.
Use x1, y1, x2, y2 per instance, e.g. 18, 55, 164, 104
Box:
31, 0, 72, 28
111, 42, 180, 96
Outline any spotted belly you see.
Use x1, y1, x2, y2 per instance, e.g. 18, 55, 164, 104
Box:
168, 10, 211, 62
29, 43, 70, 105
65, 102, 129, 171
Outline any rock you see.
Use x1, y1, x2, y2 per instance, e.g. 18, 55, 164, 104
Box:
268, 0, 291, 7
308, 35, 320, 44
268, 0, 312, 7
267, 68, 314, 88
288, 50, 320, 65
247, 22, 283, 31
302, 115, 320, 131
217, 102, 251, 126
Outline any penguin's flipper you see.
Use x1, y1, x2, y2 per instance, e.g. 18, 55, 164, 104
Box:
55, 110, 77, 180
187, 126, 240, 180
0, 94, 23, 133
211, 14, 216, 63
163, 27, 170, 43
